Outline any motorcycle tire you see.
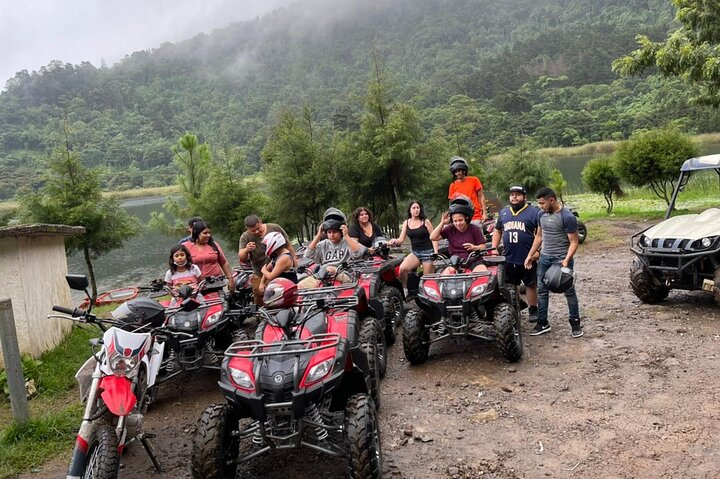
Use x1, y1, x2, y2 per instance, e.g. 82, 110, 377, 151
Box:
84, 425, 120, 479
378, 286, 403, 347
191, 404, 240, 479
493, 302, 523, 363
402, 307, 430, 365
344, 394, 382, 479
359, 316, 386, 379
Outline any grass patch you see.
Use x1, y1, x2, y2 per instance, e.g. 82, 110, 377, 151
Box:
540, 141, 619, 158
0, 405, 82, 478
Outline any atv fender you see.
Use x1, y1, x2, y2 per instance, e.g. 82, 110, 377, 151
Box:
368, 298, 385, 322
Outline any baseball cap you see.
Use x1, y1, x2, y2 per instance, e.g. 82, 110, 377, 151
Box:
509, 185, 526, 195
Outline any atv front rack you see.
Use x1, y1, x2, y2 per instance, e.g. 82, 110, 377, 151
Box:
225, 333, 342, 359
421, 270, 492, 281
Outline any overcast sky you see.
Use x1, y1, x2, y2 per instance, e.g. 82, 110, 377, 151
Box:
0, 0, 292, 86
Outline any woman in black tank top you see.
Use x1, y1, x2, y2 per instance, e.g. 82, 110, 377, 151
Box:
259, 233, 298, 294
388, 200, 439, 291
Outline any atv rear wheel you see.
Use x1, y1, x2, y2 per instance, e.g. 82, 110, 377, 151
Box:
402, 307, 430, 365
360, 315, 387, 378
344, 394, 382, 479
84, 425, 120, 479
493, 302, 523, 362
577, 220, 587, 244
191, 404, 240, 479
378, 286, 403, 346
630, 258, 669, 303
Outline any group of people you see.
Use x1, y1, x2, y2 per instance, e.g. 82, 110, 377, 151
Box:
162, 155, 583, 338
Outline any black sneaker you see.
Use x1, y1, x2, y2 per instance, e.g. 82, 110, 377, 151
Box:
570, 319, 583, 338
529, 322, 551, 336
528, 311, 538, 323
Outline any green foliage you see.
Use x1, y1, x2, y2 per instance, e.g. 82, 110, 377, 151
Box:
173, 133, 210, 202
485, 144, 555, 197
613, 0, 720, 106
0, 356, 42, 398
549, 169, 568, 203
582, 156, 623, 213
263, 106, 337, 242
0, 404, 83, 477
614, 128, 700, 205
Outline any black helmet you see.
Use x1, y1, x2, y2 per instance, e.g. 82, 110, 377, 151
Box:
322, 207, 346, 232
449, 156, 469, 174
448, 195, 474, 219
542, 264, 575, 293
111, 298, 165, 328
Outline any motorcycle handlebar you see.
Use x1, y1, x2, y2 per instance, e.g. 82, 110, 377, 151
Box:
52, 305, 82, 317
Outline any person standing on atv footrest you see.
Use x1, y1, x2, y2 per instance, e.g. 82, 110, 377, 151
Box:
492, 186, 540, 322
430, 196, 488, 273
524, 187, 583, 338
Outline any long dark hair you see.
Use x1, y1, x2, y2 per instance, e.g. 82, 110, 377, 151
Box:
191, 221, 220, 255
406, 200, 426, 221
168, 244, 194, 274
351, 206, 374, 224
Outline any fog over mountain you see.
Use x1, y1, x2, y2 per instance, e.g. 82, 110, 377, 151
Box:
0, 0, 292, 86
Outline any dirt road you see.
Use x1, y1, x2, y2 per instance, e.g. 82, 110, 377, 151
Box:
24, 221, 720, 478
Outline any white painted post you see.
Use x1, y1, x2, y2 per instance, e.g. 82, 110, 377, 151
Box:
0, 298, 30, 423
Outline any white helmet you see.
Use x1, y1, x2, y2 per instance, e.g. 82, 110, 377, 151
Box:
262, 232, 286, 257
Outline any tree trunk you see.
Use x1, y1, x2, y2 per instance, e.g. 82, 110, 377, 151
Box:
84, 244, 98, 302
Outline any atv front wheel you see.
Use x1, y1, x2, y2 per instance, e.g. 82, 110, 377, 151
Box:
493, 302, 523, 362
344, 394, 382, 479
630, 258, 669, 303
84, 425, 120, 479
358, 336, 381, 410
402, 307, 430, 365
360, 315, 387, 378
378, 286, 403, 346
191, 404, 239, 479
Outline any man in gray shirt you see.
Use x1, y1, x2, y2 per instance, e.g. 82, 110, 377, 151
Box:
524, 187, 582, 337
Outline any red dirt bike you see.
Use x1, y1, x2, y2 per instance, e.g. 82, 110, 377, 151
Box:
403, 249, 524, 364
190, 283, 382, 479
51, 274, 166, 478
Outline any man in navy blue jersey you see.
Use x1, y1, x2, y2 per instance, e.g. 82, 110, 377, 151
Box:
492, 186, 539, 322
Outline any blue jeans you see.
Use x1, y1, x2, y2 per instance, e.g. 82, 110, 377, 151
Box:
536, 254, 579, 324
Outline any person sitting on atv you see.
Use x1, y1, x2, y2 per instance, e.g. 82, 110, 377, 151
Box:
259, 231, 298, 294
348, 206, 384, 249
298, 207, 367, 288
430, 195, 488, 273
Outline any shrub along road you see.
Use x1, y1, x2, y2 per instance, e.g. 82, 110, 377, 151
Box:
22, 220, 720, 478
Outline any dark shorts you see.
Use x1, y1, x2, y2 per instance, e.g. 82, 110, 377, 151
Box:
412, 248, 435, 263
505, 262, 537, 286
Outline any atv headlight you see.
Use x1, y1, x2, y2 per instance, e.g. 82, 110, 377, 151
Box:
206, 311, 222, 325
229, 367, 254, 390
109, 353, 137, 377
422, 284, 440, 300
468, 284, 486, 298
702, 237, 713, 248
640, 235, 650, 247
306, 358, 333, 384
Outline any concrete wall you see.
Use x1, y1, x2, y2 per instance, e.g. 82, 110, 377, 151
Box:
0, 225, 84, 366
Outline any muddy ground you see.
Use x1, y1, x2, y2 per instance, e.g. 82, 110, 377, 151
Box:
22, 221, 720, 478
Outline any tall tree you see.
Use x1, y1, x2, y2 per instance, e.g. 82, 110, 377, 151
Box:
262, 106, 338, 242
613, 0, 720, 106
173, 133, 211, 202
16, 126, 139, 300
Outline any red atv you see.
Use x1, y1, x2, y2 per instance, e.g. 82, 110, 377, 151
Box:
403, 249, 524, 364
190, 281, 382, 479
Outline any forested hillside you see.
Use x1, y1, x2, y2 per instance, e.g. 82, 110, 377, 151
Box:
2, 0, 716, 200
